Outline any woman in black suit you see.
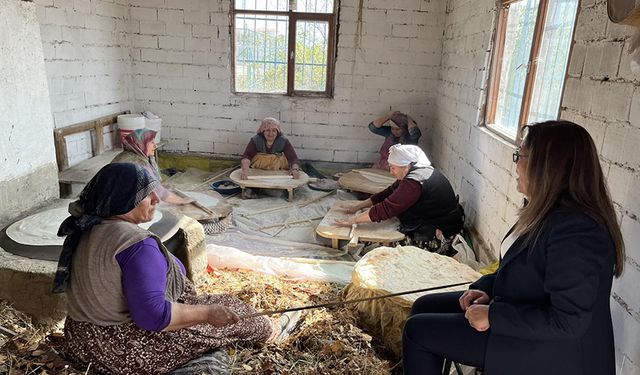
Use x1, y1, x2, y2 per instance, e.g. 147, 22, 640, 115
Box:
402, 120, 625, 375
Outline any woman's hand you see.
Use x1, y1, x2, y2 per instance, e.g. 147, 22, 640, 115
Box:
335, 215, 356, 226
205, 304, 240, 327
407, 115, 417, 128
164, 303, 240, 331
465, 304, 490, 332
340, 201, 362, 214
290, 166, 301, 179
177, 196, 195, 205
459, 289, 490, 311
164, 192, 194, 206
240, 158, 251, 180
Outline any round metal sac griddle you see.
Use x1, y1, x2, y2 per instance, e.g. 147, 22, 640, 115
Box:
0, 207, 181, 262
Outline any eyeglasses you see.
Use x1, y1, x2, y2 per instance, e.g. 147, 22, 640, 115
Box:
512, 148, 528, 163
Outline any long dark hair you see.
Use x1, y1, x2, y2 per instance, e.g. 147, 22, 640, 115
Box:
515, 120, 625, 277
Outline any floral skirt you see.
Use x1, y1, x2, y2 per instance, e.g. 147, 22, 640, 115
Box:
64, 283, 272, 375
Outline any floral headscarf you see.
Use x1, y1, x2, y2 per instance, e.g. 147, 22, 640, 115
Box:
53, 163, 160, 293
122, 128, 157, 157
257, 117, 282, 135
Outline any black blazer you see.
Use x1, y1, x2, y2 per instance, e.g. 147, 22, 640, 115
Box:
471, 208, 616, 375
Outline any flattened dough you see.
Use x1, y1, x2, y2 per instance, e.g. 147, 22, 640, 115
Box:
7, 205, 163, 246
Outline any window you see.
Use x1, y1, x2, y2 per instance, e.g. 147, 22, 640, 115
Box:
232, 0, 337, 96
485, 0, 579, 141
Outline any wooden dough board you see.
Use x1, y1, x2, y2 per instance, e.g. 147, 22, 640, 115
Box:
316, 202, 405, 248
338, 168, 396, 194
58, 149, 122, 185
230, 169, 309, 201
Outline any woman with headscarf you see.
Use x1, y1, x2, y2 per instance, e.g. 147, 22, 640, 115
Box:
112, 128, 190, 205
53, 163, 280, 374
368, 111, 422, 170
337, 144, 463, 251
240, 117, 301, 180
402, 121, 623, 375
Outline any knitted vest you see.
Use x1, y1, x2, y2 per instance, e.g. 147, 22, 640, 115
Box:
66, 219, 185, 326
251, 134, 287, 154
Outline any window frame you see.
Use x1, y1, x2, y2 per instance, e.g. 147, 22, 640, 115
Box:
230, 1, 338, 97
485, 0, 578, 144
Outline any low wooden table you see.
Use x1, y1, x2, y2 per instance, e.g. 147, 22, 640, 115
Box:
315, 202, 405, 249
229, 169, 309, 201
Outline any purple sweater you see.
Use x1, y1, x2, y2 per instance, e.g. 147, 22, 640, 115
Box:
115, 237, 186, 332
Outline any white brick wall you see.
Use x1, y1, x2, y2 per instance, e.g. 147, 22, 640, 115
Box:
34, 0, 134, 166
130, 0, 445, 159
432, 0, 640, 373
565, 5, 640, 373
26, 0, 638, 369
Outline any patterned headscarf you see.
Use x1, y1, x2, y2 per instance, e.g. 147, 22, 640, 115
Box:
389, 112, 409, 131
257, 117, 282, 135
53, 163, 161, 293
122, 128, 157, 157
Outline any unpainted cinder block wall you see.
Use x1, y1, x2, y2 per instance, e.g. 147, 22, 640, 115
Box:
0, 0, 58, 224
127, 0, 444, 162
430, 0, 640, 373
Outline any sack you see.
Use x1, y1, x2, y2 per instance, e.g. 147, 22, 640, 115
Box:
451, 234, 482, 271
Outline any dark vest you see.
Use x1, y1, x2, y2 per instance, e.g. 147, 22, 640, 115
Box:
252, 134, 287, 154
397, 166, 463, 240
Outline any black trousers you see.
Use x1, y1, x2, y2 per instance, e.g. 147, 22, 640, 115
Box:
402, 291, 489, 375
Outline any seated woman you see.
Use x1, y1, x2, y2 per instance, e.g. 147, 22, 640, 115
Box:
337, 144, 463, 252
240, 117, 301, 180
402, 121, 624, 375
368, 111, 422, 170
112, 128, 190, 205
53, 163, 279, 374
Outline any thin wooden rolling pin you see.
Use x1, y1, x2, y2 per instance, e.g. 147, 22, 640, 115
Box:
238, 281, 472, 319
173, 189, 216, 216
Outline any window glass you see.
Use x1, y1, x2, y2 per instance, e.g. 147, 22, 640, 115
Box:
493, 0, 539, 137
235, 14, 289, 93
294, 21, 329, 91
527, 0, 579, 124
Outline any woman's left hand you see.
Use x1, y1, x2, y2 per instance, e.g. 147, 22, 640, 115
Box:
291, 169, 300, 179
465, 304, 490, 332
335, 216, 356, 226
177, 196, 195, 205
206, 305, 240, 327
407, 115, 417, 128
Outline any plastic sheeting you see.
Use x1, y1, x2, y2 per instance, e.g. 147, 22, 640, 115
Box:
206, 227, 348, 259
228, 186, 357, 245
207, 244, 354, 284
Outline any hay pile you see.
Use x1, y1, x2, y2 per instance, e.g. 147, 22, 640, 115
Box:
0, 301, 83, 374
1, 268, 395, 374
200, 268, 395, 374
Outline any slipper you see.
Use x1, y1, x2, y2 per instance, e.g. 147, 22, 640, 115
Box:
276, 310, 302, 342
309, 178, 339, 192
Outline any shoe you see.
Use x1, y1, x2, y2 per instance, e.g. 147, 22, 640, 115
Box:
276, 310, 302, 342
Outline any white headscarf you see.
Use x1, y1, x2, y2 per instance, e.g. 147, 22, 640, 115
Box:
387, 144, 431, 168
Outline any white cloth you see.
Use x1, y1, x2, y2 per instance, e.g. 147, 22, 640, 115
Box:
500, 230, 520, 258
387, 144, 431, 167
